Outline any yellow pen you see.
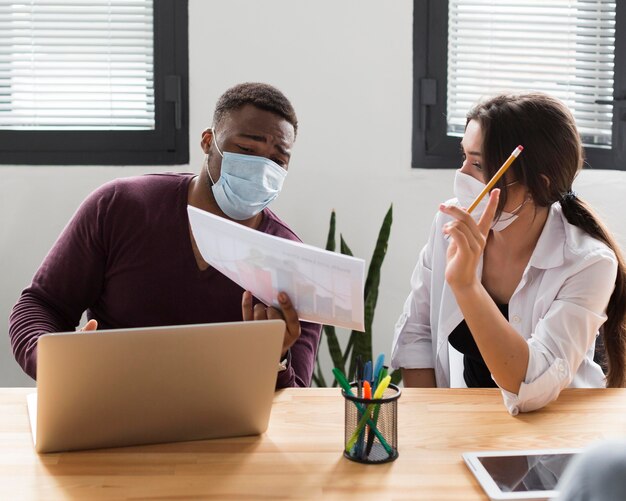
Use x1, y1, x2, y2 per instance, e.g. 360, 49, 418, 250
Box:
333, 367, 393, 454
345, 375, 392, 453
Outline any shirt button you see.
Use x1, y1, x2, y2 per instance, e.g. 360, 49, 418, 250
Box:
511, 315, 521, 324
558, 363, 566, 374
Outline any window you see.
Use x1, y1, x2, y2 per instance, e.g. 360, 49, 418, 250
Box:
413, 0, 625, 170
0, 0, 188, 165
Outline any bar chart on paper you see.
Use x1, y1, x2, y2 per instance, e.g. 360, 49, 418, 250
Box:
187, 206, 365, 330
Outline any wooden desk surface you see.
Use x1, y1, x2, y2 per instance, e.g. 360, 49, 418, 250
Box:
2, 388, 625, 500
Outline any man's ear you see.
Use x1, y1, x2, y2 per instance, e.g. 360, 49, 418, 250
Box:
200, 128, 213, 154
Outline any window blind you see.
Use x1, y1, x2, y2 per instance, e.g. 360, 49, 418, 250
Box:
447, 0, 616, 147
0, 0, 154, 130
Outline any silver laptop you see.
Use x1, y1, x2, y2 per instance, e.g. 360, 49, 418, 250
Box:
27, 319, 285, 453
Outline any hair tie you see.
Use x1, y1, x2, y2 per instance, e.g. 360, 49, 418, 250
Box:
561, 190, 577, 203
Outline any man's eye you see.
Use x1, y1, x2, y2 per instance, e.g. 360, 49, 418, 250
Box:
237, 144, 253, 153
272, 157, 287, 168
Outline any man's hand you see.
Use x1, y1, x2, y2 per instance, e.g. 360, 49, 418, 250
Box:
79, 319, 98, 332
242, 291, 301, 357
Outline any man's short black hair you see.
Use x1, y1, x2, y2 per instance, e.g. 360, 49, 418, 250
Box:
213, 82, 298, 136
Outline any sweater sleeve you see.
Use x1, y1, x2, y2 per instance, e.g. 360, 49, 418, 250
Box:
8, 185, 110, 379
275, 319, 322, 388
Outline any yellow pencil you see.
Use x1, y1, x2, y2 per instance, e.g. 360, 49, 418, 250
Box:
467, 145, 524, 214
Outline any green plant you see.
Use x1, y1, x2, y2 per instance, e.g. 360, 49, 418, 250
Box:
312, 205, 402, 387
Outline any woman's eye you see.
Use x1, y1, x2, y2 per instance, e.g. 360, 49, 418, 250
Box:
472, 162, 482, 170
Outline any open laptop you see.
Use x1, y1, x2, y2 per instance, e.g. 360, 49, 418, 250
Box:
27, 319, 285, 453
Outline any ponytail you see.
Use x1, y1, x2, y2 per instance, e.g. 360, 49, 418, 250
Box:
466, 92, 626, 387
560, 193, 626, 387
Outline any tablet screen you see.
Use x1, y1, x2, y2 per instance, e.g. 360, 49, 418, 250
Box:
478, 453, 577, 492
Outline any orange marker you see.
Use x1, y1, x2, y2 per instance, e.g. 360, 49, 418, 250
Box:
363, 380, 372, 400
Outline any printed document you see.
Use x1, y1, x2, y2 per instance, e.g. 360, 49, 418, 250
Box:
188, 206, 365, 331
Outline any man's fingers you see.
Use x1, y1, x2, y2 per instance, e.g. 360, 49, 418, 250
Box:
241, 290, 254, 321
253, 302, 268, 321
80, 319, 98, 332
277, 292, 299, 328
276, 292, 301, 354
242, 292, 301, 354
477, 189, 500, 236
266, 307, 283, 320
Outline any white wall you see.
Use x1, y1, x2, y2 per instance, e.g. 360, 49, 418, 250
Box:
1, 0, 624, 387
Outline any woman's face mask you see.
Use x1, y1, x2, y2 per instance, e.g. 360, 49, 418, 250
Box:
453, 170, 527, 232
206, 129, 287, 220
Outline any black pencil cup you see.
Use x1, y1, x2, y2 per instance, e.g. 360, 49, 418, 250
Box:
342, 383, 400, 464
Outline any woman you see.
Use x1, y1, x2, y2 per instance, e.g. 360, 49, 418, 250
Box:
391, 93, 626, 414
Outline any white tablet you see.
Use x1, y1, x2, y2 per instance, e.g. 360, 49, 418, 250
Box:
463, 449, 581, 500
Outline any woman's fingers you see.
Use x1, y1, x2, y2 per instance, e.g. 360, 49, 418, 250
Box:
441, 209, 484, 252
477, 189, 500, 236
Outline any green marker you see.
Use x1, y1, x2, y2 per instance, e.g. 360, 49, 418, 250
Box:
333, 368, 393, 455
345, 375, 391, 453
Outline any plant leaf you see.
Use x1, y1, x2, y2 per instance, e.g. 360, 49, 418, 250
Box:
316, 206, 393, 387
312, 357, 327, 387
339, 234, 353, 256
348, 204, 393, 378
314, 211, 339, 387
364, 204, 393, 304
325, 211, 336, 252
342, 335, 354, 366
324, 324, 344, 382
390, 369, 403, 386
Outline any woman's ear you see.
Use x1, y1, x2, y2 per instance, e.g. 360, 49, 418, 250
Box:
540, 174, 551, 190
200, 128, 213, 154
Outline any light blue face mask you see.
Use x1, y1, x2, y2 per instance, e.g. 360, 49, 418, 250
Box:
206, 129, 287, 220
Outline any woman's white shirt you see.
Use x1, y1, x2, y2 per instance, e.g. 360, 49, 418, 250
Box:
391, 202, 617, 415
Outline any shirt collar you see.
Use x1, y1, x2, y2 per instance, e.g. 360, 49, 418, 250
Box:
527, 203, 566, 270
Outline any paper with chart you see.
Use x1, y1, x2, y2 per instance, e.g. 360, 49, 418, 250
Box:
188, 206, 365, 331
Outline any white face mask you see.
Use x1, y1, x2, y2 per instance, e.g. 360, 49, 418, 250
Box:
453, 170, 526, 232
206, 130, 287, 220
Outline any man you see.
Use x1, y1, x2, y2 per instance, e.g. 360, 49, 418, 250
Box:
9, 82, 321, 388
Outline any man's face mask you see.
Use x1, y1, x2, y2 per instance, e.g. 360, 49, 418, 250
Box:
453, 170, 527, 232
206, 129, 287, 220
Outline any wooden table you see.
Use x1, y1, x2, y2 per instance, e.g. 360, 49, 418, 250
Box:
2, 388, 625, 500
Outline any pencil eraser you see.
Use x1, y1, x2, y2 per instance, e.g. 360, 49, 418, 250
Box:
517, 145, 524, 151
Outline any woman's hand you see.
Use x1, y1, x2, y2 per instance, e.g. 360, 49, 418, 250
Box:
440, 189, 500, 291
241, 290, 301, 357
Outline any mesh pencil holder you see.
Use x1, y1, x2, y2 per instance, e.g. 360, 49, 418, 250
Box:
342, 383, 400, 464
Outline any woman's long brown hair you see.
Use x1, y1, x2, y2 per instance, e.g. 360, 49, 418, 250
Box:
467, 93, 626, 387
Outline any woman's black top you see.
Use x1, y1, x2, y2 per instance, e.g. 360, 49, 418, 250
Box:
448, 304, 508, 388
